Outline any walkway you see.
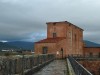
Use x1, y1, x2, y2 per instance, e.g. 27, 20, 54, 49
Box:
33, 60, 67, 75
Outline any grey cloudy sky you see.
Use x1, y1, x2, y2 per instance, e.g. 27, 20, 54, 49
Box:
0, 0, 100, 43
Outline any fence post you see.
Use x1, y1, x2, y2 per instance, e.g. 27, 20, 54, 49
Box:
22, 54, 25, 75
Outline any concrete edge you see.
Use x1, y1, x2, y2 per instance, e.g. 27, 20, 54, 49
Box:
75, 59, 93, 75
67, 58, 76, 75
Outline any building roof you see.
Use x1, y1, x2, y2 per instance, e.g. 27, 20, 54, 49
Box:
35, 37, 66, 43
46, 21, 84, 31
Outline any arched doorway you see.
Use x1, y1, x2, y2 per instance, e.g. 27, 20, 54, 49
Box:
61, 48, 63, 59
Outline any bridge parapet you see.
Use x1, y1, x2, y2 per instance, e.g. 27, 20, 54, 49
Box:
0, 54, 55, 75
67, 56, 93, 75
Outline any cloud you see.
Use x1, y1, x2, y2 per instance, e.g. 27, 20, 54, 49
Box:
0, 0, 100, 43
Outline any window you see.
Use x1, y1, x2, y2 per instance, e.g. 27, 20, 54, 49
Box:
53, 33, 57, 38
89, 52, 93, 57
53, 23, 56, 25
42, 47, 48, 54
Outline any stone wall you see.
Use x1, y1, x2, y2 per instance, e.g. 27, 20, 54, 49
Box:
79, 60, 100, 75
0, 54, 55, 75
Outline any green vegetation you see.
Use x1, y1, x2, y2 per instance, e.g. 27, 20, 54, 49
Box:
0, 52, 24, 56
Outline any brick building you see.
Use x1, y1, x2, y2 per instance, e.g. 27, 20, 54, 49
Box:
34, 21, 84, 58
84, 47, 100, 57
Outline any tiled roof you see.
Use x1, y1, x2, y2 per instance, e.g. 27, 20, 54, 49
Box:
35, 37, 66, 43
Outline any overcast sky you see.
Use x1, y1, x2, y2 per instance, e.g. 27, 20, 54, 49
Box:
0, 0, 100, 43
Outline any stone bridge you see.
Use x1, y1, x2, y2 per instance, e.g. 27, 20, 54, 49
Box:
0, 54, 95, 75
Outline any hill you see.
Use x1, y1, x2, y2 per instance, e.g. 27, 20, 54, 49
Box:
1, 40, 100, 51
0, 42, 19, 51
6, 41, 34, 50
84, 40, 100, 47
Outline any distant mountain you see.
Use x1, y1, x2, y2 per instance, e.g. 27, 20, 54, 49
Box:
84, 40, 100, 47
0, 42, 19, 51
6, 41, 34, 50
1, 40, 99, 51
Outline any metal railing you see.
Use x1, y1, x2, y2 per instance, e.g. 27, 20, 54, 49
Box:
0, 54, 55, 75
68, 56, 93, 75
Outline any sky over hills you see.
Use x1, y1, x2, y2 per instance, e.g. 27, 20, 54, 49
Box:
0, 0, 100, 43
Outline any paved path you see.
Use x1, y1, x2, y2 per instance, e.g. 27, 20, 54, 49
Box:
33, 60, 67, 75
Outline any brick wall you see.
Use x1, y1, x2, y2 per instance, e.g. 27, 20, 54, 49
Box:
34, 21, 83, 58
34, 43, 56, 54
84, 47, 100, 57
79, 60, 100, 75
47, 22, 67, 38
